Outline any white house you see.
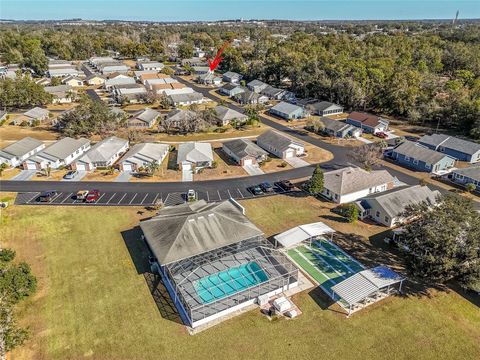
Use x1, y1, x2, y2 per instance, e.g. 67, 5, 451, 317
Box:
72, 136, 129, 171
44, 85, 74, 104
168, 92, 206, 106
177, 142, 213, 172
118, 143, 170, 172
104, 75, 136, 90
321, 167, 395, 204
256, 130, 304, 159
137, 61, 164, 71
0, 137, 45, 167
23, 137, 91, 170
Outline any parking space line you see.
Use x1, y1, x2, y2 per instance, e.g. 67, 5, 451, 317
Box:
129, 193, 138, 205
227, 189, 232, 199
206, 191, 210, 202
217, 190, 221, 200
140, 193, 148, 204
96, 193, 105, 203
152, 193, 159, 204
26, 192, 40, 203
236, 188, 244, 198
50, 193, 63, 202
118, 193, 127, 204
106, 193, 117, 204
60, 193, 73, 203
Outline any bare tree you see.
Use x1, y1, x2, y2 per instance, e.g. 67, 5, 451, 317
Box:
348, 144, 383, 171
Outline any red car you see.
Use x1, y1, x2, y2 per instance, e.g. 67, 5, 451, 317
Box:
85, 190, 100, 203
375, 132, 388, 138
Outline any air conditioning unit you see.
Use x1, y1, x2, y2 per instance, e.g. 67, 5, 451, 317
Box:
257, 294, 269, 306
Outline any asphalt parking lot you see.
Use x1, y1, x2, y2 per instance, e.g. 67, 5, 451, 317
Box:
14, 184, 297, 207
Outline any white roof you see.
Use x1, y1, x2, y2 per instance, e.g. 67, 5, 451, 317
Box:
274, 222, 335, 248
177, 142, 213, 164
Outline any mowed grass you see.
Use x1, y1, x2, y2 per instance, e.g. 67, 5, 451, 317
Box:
1, 199, 480, 360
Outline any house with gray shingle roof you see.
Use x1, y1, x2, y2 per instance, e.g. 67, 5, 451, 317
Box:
218, 83, 245, 97
391, 141, 456, 174
233, 89, 268, 105
23, 137, 90, 170
15, 107, 50, 126
222, 139, 268, 166
177, 142, 213, 171
168, 92, 205, 106
222, 71, 243, 84
0, 137, 45, 167
72, 136, 129, 171
214, 105, 247, 126
269, 101, 305, 120
347, 112, 389, 134
118, 143, 170, 172
449, 165, 480, 192
260, 85, 286, 100
356, 185, 440, 227
319, 117, 362, 138
321, 166, 395, 204
128, 108, 160, 129
256, 130, 304, 159
418, 134, 480, 163
305, 101, 343, 116
247, 79, 268, 93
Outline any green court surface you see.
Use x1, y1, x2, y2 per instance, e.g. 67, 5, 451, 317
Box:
287, 237, 365, 297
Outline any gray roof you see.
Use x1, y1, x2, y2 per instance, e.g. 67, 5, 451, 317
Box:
0, 137, 44, 158
419, 134, 480, 156
44, 85, 72, 94
452, 165, 480, 182
85, 73, 106, 81
257, 130, 303, 152
260, 85, 284, 97
320, 117, 352, 133
168, 92, 203, 103
220, 83, 239, 91
222, 139, 268, 159
214, 105, 247, 122
324, 167, 395, 195
247, 79, 268, 89
364, 185, 440, 218
223, 71, 242, 79
233, 89, 263, 102
120, 143, 169, 166
393, 141, 453, 164
133, 108, 160, 124
165, 109, 197, 122
77, 136, 128, 164
270, 101, 303, 115
39, 137, 90, 160
140, 199, 263, 265
24, 107, 49, 119
309, 101, 343, 112
177, 142, 213, 164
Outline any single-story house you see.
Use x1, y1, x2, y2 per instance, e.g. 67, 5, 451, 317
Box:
152, 83, 193, 96
44, 85, 74, 104
222, 139, 268, 166
72, 136, 129, 171
260, 85, 286, 100
192, 66, 210, 75
305, 101, 343, 116
0, 137, 45, 167
222, 71, 243, 84
47, 67, 80, 78
139, 72, 169, 85
177, 142, 214, 171
128, 108, 160, 129
23, 137, 91, 170
346, 112, 389, 134
62, 75, 83, 87
144, 77, 178, 90
137, 61, 164, 71
181, 57, 207, 67
218, 83, 245, 97
418, 134, 480, 163
104, 75, 136, 90
320, 166, 395, 204
162, 109, 197, 130
196, 72, 222, 86
133, 70, 158, 80
85, 74, 106, 86
214, 105, 247, 126
449, 165, 480, 192
269, 101, 305, 120
118, 143, 169, 172
247, 79, 268, 93
391, 141, 456, 174
168, 92, 205, 106
114, 84, 147, 103
88, 56, 115, 68
356, 185, 440, 227
0, 110, 7, 122
233, 89, 268, 105
257, 130, 305, 159
15, 107, 50, 126
319, 117, 362, 138
35, 78, 51, 86
99, 62, 129, 75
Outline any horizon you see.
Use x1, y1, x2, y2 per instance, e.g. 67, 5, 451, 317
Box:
2, 1, 480, 22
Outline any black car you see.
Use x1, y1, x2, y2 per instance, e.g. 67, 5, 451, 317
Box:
37, 190, 57, 202
248, 185, 264, 196
404, 135, 419, 142
276, 180, 294, 191
260, 182, 274, 193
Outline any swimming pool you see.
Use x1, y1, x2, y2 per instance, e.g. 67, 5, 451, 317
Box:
195, 262, 269, 304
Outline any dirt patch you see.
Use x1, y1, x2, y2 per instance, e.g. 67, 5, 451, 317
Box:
0, 125, 59, 147
82, 170, 120, 182
303, 144, 334, 164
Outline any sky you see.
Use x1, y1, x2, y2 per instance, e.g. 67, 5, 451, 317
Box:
1, 1, 479, 21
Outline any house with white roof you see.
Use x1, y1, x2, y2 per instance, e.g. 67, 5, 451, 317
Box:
128, 108, 160, 128
0, 137, 45, 167
14, 107, 50, 126
177, 142, 213, 172
104, 75, 136, 90
72, 136, 129, 171
44, 85, 74, 104
23, 137, 90, 170
137, 61, 164, 71
118, 143, 170, 172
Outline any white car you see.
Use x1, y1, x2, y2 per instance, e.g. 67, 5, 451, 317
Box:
187, 189, 196, 202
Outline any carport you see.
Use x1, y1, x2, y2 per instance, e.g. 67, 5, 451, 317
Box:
274, 222, 336, 248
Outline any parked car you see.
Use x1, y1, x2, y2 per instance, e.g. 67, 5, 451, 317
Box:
187, 189, 196, 202
85, 190, 100, 203
37, 190, 57, 202
404, 135, 420, 142
260, 182, 274, 193
248, 185, 264, 196
63, 170, 78, 179
375, 132, 388, 139
276, 180, 294, 191
76, 190, 89, 200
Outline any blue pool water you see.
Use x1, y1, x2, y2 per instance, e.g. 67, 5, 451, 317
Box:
195, 262, 269, 304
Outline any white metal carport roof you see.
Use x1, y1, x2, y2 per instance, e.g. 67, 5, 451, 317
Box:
274, 222, 335, 248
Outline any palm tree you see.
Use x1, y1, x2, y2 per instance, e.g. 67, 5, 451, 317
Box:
146, 160, 160, 177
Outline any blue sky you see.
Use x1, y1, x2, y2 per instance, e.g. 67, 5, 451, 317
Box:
1, 1, 479, 21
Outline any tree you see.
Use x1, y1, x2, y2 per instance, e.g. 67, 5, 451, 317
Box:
50, 77, 62, 86
0, 249, 37, 359
348, 144, 383, 171
145, 160, 160, 176
0, 74, 52, 109
400, 195, 480, 291
340, 203, 359, 223
178, 42, 194, 59
304, 165, 324, 195
0, 163, 8, 177
465, 183, 476, 193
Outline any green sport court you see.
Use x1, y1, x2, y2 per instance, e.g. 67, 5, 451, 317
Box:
287, 237, 365, 299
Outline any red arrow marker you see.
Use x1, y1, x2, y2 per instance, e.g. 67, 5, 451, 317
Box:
207, 37, 233, 72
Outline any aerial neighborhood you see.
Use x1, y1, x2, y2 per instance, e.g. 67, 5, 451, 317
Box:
0, 12, 479, 360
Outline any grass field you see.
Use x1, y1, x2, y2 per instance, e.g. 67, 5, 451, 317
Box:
1, 195, 480, 360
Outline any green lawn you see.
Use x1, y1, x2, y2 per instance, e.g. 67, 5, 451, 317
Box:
2, 199, 480, 360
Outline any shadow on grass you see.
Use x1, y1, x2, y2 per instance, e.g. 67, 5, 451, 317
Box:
121, 226, 151, 275
307, 286, 342, 314
214, 147, 238, 166
144, 273, 183, 325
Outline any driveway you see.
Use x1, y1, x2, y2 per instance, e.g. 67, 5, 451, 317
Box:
357, 136, 373, 144
243, 164, 264, 176
11, 170, 36, 181
285, 157, 310, 168
62, 171, 87, 182
182, 169, 193, 182
114, 171, 132, 182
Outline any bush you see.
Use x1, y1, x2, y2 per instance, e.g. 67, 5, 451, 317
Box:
31, 119, 41, 127
279, 161, 288, 168
211, 160, 218, 169
338, 203, 359, 223
465, 183, 476, 193
19, 120, 29, 127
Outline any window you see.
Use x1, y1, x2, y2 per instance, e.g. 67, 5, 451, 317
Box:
334, 194, 338, 200
384, 216, 389, 223
425, 163, 431, 169
376, 211, 380, 218
413, 159, 419, 165
405, 156, 410, 161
